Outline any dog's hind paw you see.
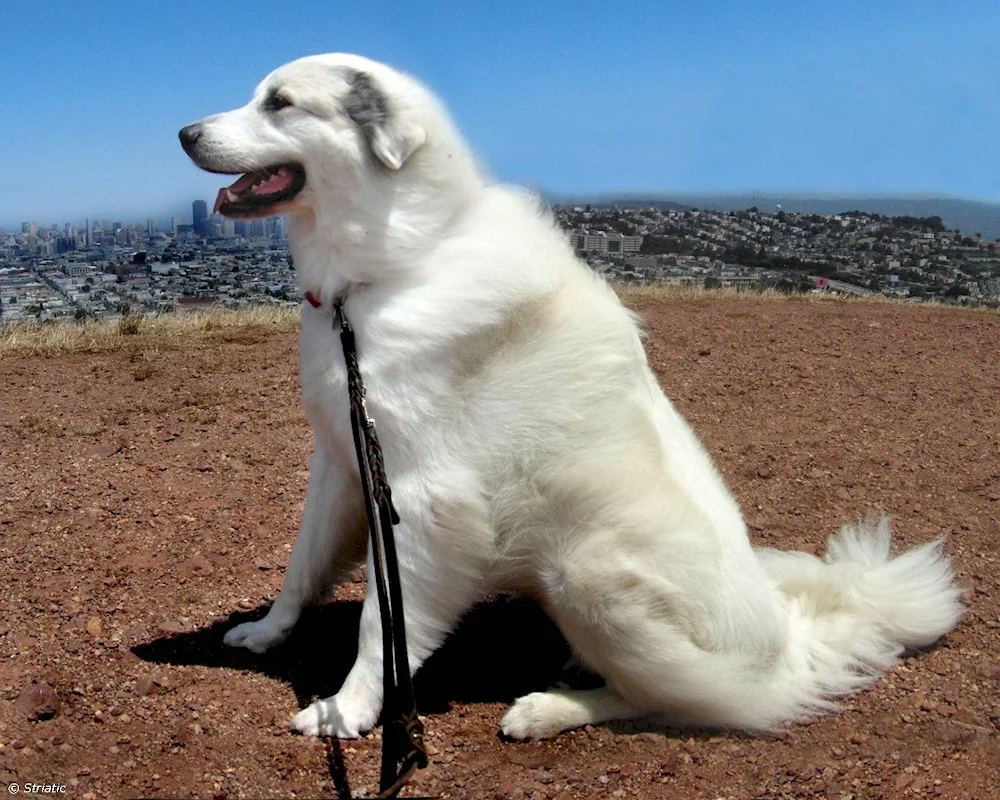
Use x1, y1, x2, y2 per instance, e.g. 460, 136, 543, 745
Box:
223, 619, 289, 654
500, 692, 572, 741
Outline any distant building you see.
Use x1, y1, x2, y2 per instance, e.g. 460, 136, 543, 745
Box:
147, 218, 156, 236
569, 229, 643, 255
192, 200, 209, 237
171, 216, 181, 236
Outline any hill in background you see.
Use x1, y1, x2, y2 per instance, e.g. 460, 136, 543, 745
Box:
560, 195, 1000, 240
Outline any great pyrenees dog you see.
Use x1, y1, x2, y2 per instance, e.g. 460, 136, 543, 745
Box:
179, 54, 963, 741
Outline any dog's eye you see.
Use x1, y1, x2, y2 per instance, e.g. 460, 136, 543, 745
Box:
264, 93, 293, 112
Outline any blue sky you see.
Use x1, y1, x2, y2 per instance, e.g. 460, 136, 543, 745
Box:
2, 0, 997, 230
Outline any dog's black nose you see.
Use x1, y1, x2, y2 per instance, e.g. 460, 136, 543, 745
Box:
178, 124, 202, 154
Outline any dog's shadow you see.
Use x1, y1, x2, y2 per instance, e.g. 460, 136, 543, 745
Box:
131, 594, 579, 716
133, 595, 608, 797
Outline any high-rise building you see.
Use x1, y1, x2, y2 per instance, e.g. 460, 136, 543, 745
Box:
192, 200, 209, 237
85, 218, 93, 248
147, 218, 155, 236
171, 216, 180, 236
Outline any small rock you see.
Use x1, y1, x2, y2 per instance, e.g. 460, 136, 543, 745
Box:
87, 442, 122, 459
508, 750, 554, 769
158, 620, 186, 635
21, 681, 60, 721
171, 722, 192, 748
86, 617, 103, 637
661, 754, 681, 776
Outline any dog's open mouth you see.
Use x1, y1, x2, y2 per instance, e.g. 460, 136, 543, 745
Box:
213, 164, 307, 217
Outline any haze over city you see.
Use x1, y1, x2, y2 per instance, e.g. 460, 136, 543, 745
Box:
3, 0, 998, 231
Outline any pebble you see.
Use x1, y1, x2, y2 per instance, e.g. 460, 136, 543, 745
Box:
158, 619, 187, 634
21, 681, 60, 721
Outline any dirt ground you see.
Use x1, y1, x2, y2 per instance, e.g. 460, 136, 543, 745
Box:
2, 294, 999, 800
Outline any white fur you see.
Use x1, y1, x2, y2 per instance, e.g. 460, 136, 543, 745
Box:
185, 54, 965, 740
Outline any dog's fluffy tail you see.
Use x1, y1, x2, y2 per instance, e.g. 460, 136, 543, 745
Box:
748, 516, 964, 727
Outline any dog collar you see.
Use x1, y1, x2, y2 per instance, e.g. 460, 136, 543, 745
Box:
304, 290, 322, 308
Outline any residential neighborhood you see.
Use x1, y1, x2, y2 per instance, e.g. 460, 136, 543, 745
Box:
556, 204, 1000, 303
3, 202, 999, 325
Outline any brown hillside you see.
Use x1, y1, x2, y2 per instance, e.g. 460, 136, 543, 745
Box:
1, 294, 998, 799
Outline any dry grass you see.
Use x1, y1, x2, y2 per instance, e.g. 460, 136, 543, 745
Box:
2, 286, 992, 357
614, 282, 1000, 315
614, 283, 883, 306
0, 305, 300, 356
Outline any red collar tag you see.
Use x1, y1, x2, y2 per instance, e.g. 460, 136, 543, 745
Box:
304, 290, 322, 308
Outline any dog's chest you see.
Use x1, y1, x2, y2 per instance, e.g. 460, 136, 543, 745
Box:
297, 311, 441, 477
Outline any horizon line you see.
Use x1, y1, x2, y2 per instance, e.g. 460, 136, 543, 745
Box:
5, 190, 1000, 231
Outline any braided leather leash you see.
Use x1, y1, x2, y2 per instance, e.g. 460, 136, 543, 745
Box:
325, 295, 428, 797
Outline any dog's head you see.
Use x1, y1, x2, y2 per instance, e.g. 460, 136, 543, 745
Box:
178, 54, 478, 228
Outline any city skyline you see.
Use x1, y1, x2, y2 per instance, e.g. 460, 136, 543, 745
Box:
3, 0, 999, 230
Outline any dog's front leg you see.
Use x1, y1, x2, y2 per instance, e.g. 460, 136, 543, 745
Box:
224, 443, 365, 653
291, 490, 488, 737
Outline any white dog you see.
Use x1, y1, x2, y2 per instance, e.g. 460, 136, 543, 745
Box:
180, 54, 964, 741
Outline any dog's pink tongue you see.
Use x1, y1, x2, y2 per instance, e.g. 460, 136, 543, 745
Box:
213, 187, 229, 214
213, 173, 261, 213
228, 172, 260, 193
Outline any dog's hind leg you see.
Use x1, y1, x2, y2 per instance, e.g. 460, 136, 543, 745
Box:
224, 444, 366, 653
501, 686, 647, 740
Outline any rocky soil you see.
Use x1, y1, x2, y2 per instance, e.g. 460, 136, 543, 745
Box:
1, 295, 998, 799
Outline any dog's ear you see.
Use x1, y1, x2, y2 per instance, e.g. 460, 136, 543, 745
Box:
343, 70, 426, 170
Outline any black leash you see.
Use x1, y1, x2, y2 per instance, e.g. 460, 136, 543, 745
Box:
334, 299, 428, 798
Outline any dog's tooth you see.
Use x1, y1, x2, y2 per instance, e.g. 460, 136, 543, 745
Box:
226, 189, 239, 203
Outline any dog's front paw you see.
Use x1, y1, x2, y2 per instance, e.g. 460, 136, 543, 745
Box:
223, 618, 289, 654
501, 692, 569, 741
292, 694, 380, 739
